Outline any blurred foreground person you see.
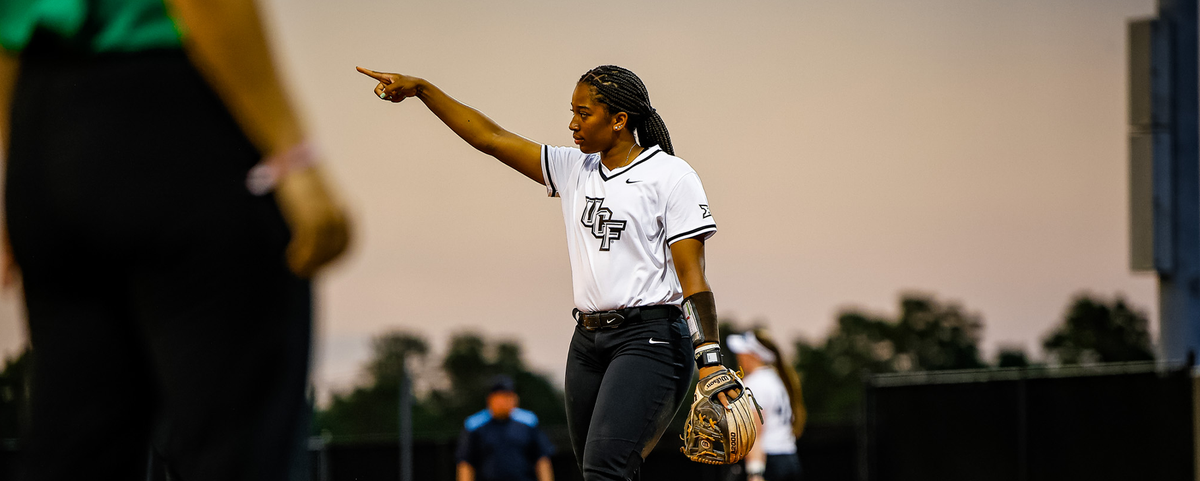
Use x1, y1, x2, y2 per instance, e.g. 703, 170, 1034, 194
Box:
456, 376, 555, 481
0, 0, 350, 479
727, 329, 807, 481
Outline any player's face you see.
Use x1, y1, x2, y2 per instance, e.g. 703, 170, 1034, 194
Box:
735, 352, 756, 370
487, 391, 518, 419
569, 83, 619, 154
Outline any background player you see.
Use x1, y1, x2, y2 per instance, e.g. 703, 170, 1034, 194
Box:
357, 64, 741, 480
727, 329, 807, 481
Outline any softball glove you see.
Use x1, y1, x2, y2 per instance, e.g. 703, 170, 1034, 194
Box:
681, 367, 762, 465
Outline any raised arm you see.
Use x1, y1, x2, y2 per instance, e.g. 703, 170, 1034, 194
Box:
357, 67, 543, 184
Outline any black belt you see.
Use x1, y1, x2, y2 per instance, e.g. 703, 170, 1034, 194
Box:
573, 305, 681, 331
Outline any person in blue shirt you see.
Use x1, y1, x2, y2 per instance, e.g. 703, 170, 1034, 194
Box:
457, 376, 555, 481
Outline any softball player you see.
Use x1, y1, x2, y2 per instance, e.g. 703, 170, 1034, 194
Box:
358, 64, 738, 481
727, 329, 807, 481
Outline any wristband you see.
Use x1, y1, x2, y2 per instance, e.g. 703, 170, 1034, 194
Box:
247, 141, 318, 196
694, 343, 722, 369
683, 291, 718, 347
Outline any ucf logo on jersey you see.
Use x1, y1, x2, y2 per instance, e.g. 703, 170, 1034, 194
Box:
581, 197, 626, 251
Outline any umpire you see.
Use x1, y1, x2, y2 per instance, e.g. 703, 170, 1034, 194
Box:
456, 375, 555, 481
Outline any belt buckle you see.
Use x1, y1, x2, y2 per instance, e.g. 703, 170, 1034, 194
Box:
579, 310, 625, 330
597, 312, 625, 329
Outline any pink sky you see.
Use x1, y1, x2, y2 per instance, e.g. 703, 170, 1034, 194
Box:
0, 0, 1160, 402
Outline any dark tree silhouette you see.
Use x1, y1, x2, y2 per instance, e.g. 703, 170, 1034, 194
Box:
316, 331, 564, 441
892, 296, 986, 371
794, 294, 987, 421
1042, 294, 1154, 365
316, 331, 432, 438
995, 347, 1032, 368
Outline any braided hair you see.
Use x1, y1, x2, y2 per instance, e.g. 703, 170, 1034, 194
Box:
578, 65, 674, 156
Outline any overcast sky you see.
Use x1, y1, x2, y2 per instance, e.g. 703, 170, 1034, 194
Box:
0, 0, 1161, 402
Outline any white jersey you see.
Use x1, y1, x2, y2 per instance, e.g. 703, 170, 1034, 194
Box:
541, 144, 716, 313
743, 367, 797, 455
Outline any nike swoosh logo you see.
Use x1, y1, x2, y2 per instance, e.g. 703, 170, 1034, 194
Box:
626, 179, 642, 184
648, 338, 669, 345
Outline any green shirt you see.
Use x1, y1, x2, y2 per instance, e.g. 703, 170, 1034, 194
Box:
0, 0, 182, 53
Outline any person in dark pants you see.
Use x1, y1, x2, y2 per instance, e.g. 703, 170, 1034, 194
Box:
358, 63, 742, 481
456, 376, 555, 481
0, 1, 351, 479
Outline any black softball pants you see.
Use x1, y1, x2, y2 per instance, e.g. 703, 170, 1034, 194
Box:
8, 46, 312, 481
765, 453, 803, 481
564, 314, 695, 481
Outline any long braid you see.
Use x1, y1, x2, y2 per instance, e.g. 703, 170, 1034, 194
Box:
579, 66, 675, 156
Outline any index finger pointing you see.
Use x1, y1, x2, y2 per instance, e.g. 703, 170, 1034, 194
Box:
356, 66, 389, 82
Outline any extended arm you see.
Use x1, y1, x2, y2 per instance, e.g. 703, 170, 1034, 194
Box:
357, 67, 543, 183
168, 0, 349, 278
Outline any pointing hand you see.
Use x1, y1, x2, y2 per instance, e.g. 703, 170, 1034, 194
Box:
356, 66, 423, 103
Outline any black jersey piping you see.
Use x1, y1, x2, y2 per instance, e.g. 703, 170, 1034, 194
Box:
599, 146, 662, 182
543, 145, 558, 197
666, 224, 717, 245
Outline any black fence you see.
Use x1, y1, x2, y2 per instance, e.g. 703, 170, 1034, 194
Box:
0, 417, 857, 481
863, 362, 1195, 481
3, 362, 1192, 481
307, 421, 859, 481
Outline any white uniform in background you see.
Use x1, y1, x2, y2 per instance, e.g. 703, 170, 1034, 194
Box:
743, 367, 798, 455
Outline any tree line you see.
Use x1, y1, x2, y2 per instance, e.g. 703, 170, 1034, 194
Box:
0, 291, 1156, 440
315, 332, 566, 441
791, 293, 1153, 422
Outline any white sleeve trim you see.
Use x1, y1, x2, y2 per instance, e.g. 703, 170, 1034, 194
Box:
667, 224, 717, 245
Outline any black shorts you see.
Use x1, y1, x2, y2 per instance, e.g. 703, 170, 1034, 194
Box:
564, 311, 695, 481
9, 45, 311, 480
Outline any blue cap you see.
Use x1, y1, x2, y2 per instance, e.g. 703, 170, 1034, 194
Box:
489, 375, 515, 393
